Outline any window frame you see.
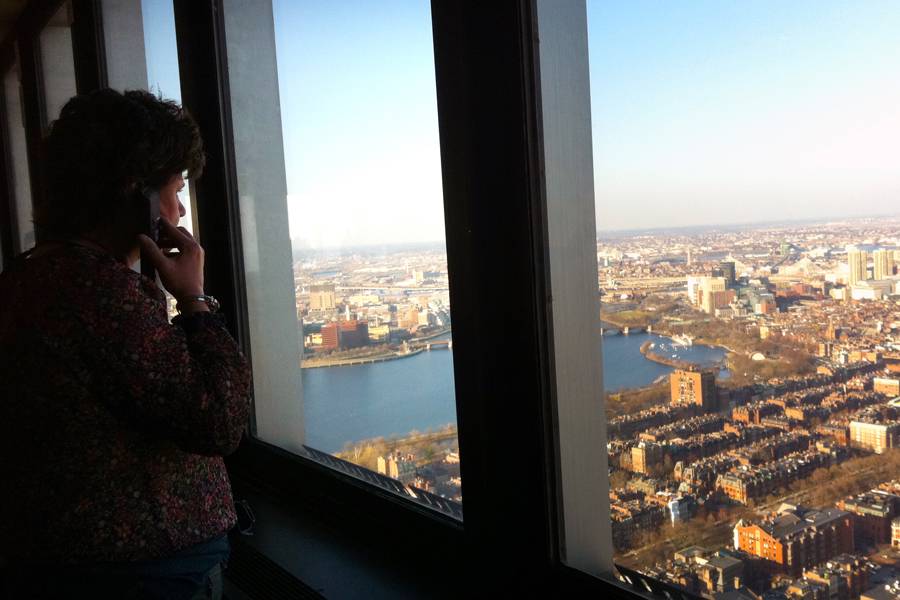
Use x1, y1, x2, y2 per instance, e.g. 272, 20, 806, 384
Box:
0, 0, 108, 250
0, 0, 647, 596
170, 0, 631, 595
0, 45, 20, 265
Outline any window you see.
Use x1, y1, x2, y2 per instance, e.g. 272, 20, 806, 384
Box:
103, 0, 196, 237
100, 0, 197, 312
3, 62, 34, 252
138, 0, 195, 237
222, 0, 462, 510
0, 0, 698, 595
583, 0, 900, 595
38, 2, 76, 127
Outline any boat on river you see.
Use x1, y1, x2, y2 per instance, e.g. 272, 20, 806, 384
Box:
672, 334, 694, 347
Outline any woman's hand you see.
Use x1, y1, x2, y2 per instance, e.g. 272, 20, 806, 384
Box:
138, 219, 205, 301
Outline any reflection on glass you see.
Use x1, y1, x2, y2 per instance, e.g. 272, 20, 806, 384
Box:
139, 0, 195, 318
272, 1, 461, 503
141, 0, 195, 236
588, 1, 900, 592
39, 2, 76, 126
3, 65, 34, 252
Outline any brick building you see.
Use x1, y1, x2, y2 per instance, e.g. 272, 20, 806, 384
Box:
837, 491, 900, 547
733, 505, 854, 576
671, 368, 718, 412
850, 420, 900, 454
339, 320, 369, 349
320, 322, 340, 350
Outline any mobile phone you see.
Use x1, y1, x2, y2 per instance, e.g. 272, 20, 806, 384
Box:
140, 186, 160, 280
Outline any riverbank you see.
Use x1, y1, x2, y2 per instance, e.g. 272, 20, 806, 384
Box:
639, 338, 731, 374
413, 326, 452, 342
302, 326, 453, 369
639, 340, 697, 370
302, 348, 425, 369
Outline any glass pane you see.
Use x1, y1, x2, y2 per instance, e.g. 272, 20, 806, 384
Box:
140, 0, 195, 237
588, 0, 900, 592
39, 2, 76, 126
224, 0, 462, 512
3, 64, 34, 253
134, 0, 195, 318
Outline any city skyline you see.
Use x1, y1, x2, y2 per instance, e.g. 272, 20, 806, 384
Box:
140, 1, 900, 247
281, 0, 900, 247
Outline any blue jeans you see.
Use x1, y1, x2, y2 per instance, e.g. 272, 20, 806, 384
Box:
4, 534, 230, 600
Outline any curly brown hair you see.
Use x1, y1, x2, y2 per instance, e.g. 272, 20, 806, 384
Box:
35, 89, 205, 239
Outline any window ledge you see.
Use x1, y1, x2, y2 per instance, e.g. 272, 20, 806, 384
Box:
225, 480, 466, 599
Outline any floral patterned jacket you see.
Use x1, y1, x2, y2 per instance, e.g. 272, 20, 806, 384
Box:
0, 243, 251, 564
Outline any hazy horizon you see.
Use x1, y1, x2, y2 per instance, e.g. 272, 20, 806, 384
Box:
275, 1, 900, 247
145, 0, 900, 247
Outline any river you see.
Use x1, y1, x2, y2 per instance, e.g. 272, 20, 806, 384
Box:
302, 331, 728, 453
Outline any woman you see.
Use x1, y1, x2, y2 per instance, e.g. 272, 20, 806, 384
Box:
0, 89, 252, 599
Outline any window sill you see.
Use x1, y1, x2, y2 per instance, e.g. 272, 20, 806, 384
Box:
225, 481, 465, 599
225, 463, 665, 599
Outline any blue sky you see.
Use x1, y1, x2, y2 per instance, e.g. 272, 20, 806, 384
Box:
143, 1, 900, 244
588, 0, 900, 231
141, 0, 196, 233
272, 0, 443, 248
141, 0, 180, 103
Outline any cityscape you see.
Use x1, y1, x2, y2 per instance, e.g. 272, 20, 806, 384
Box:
295, 216, 900, 600
269, 2, 900, 596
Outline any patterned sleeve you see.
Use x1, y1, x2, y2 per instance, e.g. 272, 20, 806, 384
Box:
80, 269, 252, 457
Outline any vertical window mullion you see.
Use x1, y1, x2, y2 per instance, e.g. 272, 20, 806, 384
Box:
430, 0, 560, 588
17, 35, 46, 245
171, 0, 252, 354
70, 0, 108, 93
0, 69, 17, 266
534, 0, 613, 577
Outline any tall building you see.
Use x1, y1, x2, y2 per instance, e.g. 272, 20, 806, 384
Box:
687, 276, 703, 305
718, 261, 736, 286
631, 442, 664, 476
703, 289, 735, 314
339, 320, 370, 349
699, 277, 729, 313
670, 369, 717, 412
847, 248, 869, 286
320, 322, 340, 350
874, 248, 895, 280
849, 420, 900, 454
309, 284, 337, 312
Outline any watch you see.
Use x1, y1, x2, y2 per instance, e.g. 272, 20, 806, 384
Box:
176, 294, 220, 314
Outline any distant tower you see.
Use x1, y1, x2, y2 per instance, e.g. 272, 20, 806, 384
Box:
670, 369, 717, 412
847, 247, 869, 286
873, 248, 895, 280
718, 261, 736, 286
686, 248, 693, 267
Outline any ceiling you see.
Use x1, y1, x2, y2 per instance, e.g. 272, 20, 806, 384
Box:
0, 0, 30, 45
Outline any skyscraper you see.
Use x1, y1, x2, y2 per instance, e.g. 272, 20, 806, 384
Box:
310, 284, 337, 312
670, 369, 717, 412
718, 261, 736, 286
874, 248, 895, 280
847, 247, 868, 286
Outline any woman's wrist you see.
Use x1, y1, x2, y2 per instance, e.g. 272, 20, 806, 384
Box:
175, 292, 215, 314
177, 299, 211, 314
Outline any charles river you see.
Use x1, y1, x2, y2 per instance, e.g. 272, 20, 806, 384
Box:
303, 332, 728, 454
